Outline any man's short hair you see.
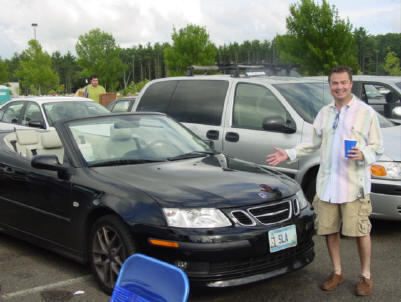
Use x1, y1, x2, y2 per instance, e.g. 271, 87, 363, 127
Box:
328, 66, 353, 83
90, 75, 98, 80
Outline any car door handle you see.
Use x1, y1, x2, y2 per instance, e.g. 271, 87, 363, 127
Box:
206, 130, 219, 140
225, 132, 239, 142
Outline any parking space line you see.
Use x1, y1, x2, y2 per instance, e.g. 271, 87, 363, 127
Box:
2, 275, 92, 300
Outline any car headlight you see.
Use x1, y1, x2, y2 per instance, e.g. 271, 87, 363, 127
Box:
371, 162, 401, 179
162, 208, 231, 228
296, 190, 309, 210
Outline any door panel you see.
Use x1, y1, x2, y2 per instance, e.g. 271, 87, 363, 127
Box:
222, 83, 301, 175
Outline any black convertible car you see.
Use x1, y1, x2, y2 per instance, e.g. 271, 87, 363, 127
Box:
0, 113, 315, 294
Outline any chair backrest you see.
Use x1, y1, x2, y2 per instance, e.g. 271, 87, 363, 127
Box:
36, 131, 64, 162
111, 253, 189, 302
15, 130, 40, 157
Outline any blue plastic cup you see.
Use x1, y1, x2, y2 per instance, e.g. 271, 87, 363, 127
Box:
344, 139, 357, 158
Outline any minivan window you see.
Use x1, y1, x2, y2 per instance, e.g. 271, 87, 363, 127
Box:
273, 82, 333, 123
137, 81, 178, 112
167, 80, 228, 125
138, 80, 228, 126
233, 83, 288, 130
274, 82, 394, 128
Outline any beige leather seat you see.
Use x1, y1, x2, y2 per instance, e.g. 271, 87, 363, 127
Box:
36, 131, 64, 162
15, 130, 40, 158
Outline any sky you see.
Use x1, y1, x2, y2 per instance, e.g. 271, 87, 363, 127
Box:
0, 0, 400, 59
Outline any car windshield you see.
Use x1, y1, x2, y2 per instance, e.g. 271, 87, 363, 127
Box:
43, 101, 110, 127
65, 114, 213, 165
273, 82, 394, 128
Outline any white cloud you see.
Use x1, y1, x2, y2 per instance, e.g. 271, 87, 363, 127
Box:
0, 0, 399, 59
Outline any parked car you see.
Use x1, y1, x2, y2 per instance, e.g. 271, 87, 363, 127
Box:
0, 96, 110, 131
0, 113, 315, 294
131, 72, 401, 221
352, 75, 401, 121
106, 96, 136, 112
304, 75, 401, 121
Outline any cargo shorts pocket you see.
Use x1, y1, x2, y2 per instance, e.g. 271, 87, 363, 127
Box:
358, 197, 372, 235
358, 219, 371, 235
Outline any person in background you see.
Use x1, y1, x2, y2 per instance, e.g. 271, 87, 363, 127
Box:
266, 66, 383, 296
75, 75, 106, 103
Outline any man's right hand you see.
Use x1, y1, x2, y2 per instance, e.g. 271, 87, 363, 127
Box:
266, 147, 288, 166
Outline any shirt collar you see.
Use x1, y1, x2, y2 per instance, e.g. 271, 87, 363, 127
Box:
329, 94, 356, 110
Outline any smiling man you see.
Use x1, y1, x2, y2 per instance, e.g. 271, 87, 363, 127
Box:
266, 66, 383, 296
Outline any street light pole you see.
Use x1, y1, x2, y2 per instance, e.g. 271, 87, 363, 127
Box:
31, 23, 38, 40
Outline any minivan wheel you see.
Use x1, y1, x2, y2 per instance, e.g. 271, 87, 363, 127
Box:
89, 215, 136, 295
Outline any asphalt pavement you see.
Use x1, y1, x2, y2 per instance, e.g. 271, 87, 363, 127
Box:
0, 219, 400, 302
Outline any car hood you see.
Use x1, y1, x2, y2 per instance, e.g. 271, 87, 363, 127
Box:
92, 154, 299, 208
381, 125, 401, 161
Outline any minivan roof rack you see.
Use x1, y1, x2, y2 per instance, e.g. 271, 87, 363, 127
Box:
186, 64, 301, 77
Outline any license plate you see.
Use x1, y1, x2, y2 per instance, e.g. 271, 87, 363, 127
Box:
268, 225, 297, 253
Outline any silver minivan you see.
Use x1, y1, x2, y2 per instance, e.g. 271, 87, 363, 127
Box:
132, 74, 401, 221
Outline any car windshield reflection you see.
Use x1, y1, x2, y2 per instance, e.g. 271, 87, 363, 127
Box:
65, 114, 213, 165
43, 101, 110, 127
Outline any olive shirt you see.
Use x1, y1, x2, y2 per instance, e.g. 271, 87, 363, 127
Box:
85, 85, 106, 102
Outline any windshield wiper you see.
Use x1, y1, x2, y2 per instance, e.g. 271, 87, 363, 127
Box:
167, 151, 216, 161
90, 159, 165, 167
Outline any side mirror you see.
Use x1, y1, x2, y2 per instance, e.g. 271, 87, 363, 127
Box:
392, 106, 401, 118
203, 139, 215, 149
32, 155, 64, 172
262, 116, 296, 134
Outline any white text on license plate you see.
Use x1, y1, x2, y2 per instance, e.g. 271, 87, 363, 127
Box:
268, 225, 297, 253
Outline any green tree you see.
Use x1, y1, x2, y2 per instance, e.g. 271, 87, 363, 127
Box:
4, 54, 21, 82
164, 24, 217, 76
383, 51, 401, 76
51, 51, 82, 93
0, 58, 8, 84
15, 40, 59, 95
276, 0, 357, 75
75, 28, 125, 91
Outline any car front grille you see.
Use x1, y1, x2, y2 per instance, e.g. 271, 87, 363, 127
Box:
230, 199, 298, 226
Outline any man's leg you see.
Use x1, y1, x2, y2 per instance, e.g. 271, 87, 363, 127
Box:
356, 235, 371, 278
314, 198, 343, 290
326, 232, 342, 274
320, 232, 344, 291
342, 196, 373, 296
356, 235, 373, 295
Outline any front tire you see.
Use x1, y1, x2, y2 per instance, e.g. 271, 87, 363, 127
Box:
89, 215, 136, 295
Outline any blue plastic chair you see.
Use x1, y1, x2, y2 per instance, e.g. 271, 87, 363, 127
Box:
110, 253, 190, 302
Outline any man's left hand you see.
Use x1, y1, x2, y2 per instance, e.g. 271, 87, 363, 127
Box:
348, 147, 364, 161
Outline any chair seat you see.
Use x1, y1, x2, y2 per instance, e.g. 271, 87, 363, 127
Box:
110, 253, 189, 302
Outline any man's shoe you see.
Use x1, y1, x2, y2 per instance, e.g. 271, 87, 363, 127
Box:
321, 273, 343, 291
356, 276, 373, 296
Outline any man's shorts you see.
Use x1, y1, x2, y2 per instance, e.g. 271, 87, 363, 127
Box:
312, 195, 372, 237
